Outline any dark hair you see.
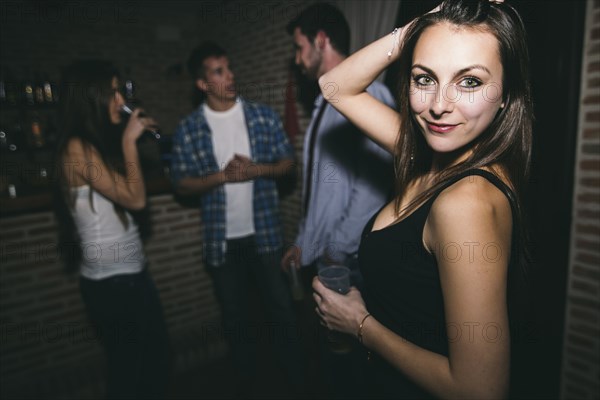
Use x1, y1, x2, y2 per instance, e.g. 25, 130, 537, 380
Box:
394, 0, 532, 215
286, 3, 350, 56
394, 0, 533, 369
54, 59, 142, 273
187, 41, 227, 80
187, 41, 227, 106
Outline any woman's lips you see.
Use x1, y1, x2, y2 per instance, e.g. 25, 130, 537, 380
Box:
427, 122, 458, 133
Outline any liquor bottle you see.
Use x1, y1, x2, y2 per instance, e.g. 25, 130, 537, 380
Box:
0, 122, 23, 153
43, 75, 54, 103
27, 112, 45, 148
34, 71, 45, 104
22, 69, 35, 106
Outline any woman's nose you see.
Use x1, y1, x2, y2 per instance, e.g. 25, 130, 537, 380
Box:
429, 84, 457, 116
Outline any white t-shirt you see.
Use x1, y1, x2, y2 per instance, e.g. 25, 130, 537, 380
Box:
204, 101, 255, 239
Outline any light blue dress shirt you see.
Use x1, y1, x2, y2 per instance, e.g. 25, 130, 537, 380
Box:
296, 81, 396, 266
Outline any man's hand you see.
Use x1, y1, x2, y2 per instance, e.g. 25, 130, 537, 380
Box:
281, 245, 301, 273
223, 154, 260, 182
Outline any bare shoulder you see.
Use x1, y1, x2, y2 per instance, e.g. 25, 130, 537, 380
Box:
425, 174, 513, 248
61, 138, 104, 186
63, 137, 86, 159
63, 137, 100, 162
434, 174, 511, 218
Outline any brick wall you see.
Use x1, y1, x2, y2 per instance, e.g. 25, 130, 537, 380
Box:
0, 0, 314, 397
0, 194, 229, 398
561, 1, 600, 398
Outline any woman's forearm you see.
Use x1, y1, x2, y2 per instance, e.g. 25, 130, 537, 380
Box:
319, 28, 401, 100
360, 316, 509, 399
317, 30, 403, 153
120, 138, 147, 209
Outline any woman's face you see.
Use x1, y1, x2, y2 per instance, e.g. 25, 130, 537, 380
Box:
409, 22, 504, 162
108, 76, 125, 124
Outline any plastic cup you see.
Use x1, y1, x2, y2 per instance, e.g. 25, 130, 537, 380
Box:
317, 265, 353, 354
317, 265, 350, 294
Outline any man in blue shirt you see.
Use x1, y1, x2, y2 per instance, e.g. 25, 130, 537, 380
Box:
170, 42, 302, 396
283, 4, 395, 271
283, 3, 395, 397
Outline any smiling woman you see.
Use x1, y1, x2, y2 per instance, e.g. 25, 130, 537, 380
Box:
409, 22, 505, 158
313, 0, 533, 398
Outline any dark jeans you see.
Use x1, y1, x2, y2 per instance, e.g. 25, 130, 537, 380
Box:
80, 269, 170, 399
206, 236, 304, 393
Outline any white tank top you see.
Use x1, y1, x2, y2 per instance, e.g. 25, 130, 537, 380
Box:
70, 185, 146, 280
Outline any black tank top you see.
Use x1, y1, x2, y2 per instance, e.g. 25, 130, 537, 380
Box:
358, 169, 518, 399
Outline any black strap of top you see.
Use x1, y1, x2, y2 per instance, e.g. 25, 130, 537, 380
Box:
431, 169, 517, 213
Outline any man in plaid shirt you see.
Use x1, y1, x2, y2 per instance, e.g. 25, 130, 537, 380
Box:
170, 42, 303, 396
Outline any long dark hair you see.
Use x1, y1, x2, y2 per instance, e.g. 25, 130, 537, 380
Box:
394, 0, 532, 213
53, 60, 147, 273
395, 1, 532, 256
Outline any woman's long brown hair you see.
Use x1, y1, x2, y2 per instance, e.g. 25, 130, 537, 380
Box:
53, 60, 149, 273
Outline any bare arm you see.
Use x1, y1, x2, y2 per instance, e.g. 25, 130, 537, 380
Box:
175, 156, 295, 196
318, 32, 402, 153
230, 154, 295, 181
317, 3, 447, 153
63, 109, 154, 210
255, 157, 295, 180
175, 172, 225, 196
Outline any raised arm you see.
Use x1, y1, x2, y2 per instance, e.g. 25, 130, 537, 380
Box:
317, 2, 448, 153
62, 109, 153, 210
318, 31, 402, 153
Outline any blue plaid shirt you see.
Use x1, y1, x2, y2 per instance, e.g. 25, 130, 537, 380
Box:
170, 98, 294, 266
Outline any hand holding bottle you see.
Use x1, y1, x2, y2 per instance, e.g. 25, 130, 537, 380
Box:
121, 105, 161, 140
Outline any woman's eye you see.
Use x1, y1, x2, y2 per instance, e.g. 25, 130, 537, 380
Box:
414, 75, 435, 87
458, 77, 482, 88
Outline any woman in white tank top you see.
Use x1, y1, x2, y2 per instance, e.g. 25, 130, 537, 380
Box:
54, 60, 170, 399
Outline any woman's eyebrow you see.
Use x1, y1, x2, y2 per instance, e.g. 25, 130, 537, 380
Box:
411, 64, 437, 79
453, 64, 492, 77
411, 64, 492, 80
